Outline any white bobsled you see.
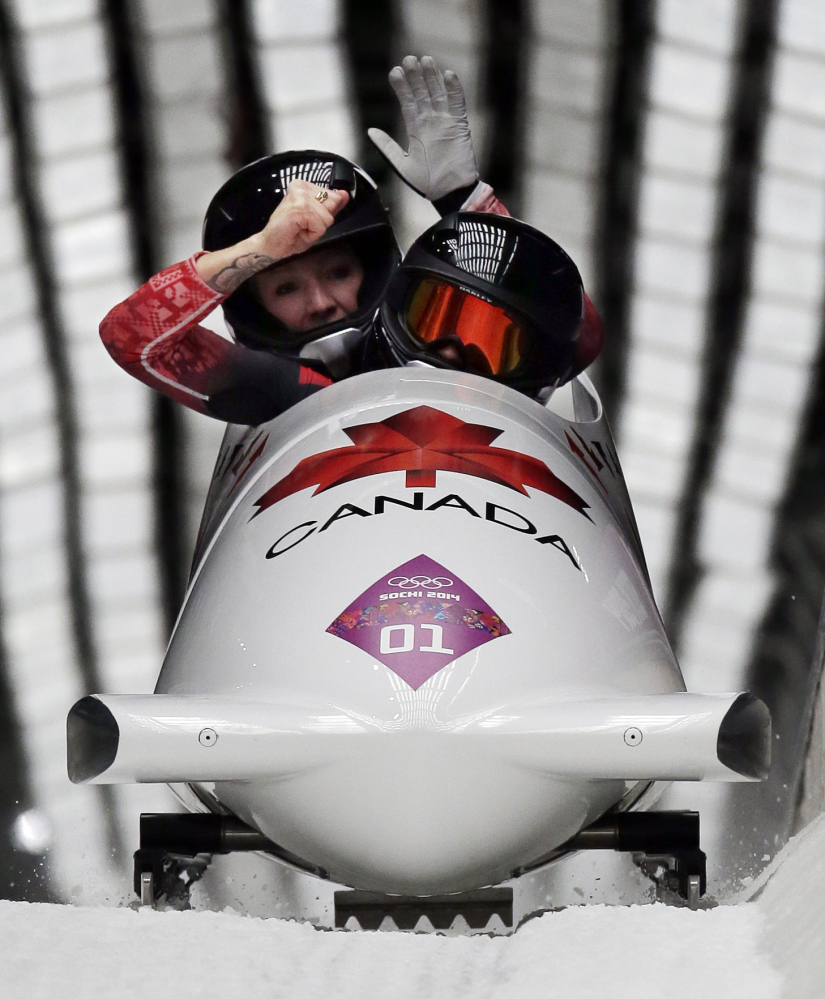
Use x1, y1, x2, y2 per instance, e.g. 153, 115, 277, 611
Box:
68, 368, 770, 900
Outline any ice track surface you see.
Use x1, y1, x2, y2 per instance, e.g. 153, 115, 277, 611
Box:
2, 812, 823, 999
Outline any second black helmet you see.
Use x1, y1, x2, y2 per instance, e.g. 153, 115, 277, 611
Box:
375, 212, 593, 396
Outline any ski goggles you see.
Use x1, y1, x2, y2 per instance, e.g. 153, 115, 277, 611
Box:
403, 278, 528, 376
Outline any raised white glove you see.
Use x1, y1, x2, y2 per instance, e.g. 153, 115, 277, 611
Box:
368, 55, 479, 202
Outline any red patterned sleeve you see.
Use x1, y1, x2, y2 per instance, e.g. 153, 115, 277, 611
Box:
99, 255, 234, 416
100, 255, 334, 423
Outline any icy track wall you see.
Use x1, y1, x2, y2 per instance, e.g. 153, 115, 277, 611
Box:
0, 812, 823, 999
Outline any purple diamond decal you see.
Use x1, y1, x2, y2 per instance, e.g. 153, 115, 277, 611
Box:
327, 554, 510, 690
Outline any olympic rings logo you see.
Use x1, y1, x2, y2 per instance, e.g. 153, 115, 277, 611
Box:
386, 575, 454, 589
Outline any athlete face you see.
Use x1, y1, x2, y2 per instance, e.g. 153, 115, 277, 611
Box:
253, 245, 364, 333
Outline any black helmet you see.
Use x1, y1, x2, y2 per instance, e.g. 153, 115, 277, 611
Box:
375, 212, 589, 395
202, 150, 400, 375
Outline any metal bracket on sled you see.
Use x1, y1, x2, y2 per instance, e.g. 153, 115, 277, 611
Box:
513, 810, 707, 909
334, 888, 514, 931
133, 812, 329, 906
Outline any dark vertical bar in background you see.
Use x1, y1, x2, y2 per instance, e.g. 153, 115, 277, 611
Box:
341, 0, 399, 186
743, 325, 825, 847
664, 0, 779, 642
481, 0, 528, 217
0, 3, 101, 703
0, 617, 52, 899
703, 320, 825, 874
0, 0, 116, 877
101, 0, 187, 637
101, 1, 156, 279
592, 0, 655, 427
219, 0, 270, 165
0, 2, 46, 900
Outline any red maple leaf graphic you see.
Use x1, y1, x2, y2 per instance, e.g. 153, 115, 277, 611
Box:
251, 406, 591, 519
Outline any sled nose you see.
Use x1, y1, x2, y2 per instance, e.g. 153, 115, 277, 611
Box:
716, 692, 771, 780
482, 691, 771, 782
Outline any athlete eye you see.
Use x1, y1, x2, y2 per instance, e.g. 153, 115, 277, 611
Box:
327, 264, 354, 281
274, 281, 299, 296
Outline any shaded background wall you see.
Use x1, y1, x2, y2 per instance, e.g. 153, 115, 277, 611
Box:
0, 0, 823, 903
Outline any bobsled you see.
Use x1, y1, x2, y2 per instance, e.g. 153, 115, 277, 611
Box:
67, 368, 770, 920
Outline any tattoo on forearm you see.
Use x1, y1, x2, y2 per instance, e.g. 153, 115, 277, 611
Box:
206, 253, 279, 294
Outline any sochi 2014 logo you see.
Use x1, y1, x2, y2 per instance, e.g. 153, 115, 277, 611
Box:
327, 553, 510, 690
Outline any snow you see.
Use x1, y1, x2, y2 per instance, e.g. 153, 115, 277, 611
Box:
3, 812, 825, 999
0, 899, 780, 999
743, 810, 825, 997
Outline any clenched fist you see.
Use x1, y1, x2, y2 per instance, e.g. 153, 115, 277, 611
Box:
257, 180, 350, 261
197, 180, 350, 296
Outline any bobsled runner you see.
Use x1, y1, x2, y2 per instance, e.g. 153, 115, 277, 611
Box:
67, 368, 771, 926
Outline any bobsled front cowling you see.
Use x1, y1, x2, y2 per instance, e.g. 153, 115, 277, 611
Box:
149, 368, 688, 893
174, 368, 679, 705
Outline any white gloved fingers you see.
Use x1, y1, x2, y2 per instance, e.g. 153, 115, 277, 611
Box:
388, 66, 419, 137
421, 55, 448, 112
444, 70, 470, 120
377, 55, 477, 200
401, 55, 432, 115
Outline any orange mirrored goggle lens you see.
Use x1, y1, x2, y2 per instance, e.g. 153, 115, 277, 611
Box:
405, 279, 527, 376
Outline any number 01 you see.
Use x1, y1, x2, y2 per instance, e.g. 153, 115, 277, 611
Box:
379, 624, 454, 655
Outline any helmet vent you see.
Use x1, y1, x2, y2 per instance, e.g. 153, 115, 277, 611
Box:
457, 220, 510, 283
279, 160, 334, 189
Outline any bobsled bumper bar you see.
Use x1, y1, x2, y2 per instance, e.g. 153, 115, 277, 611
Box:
67, 694, 364, 785
482, 691, 770, 782
67, 691, 770, 785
